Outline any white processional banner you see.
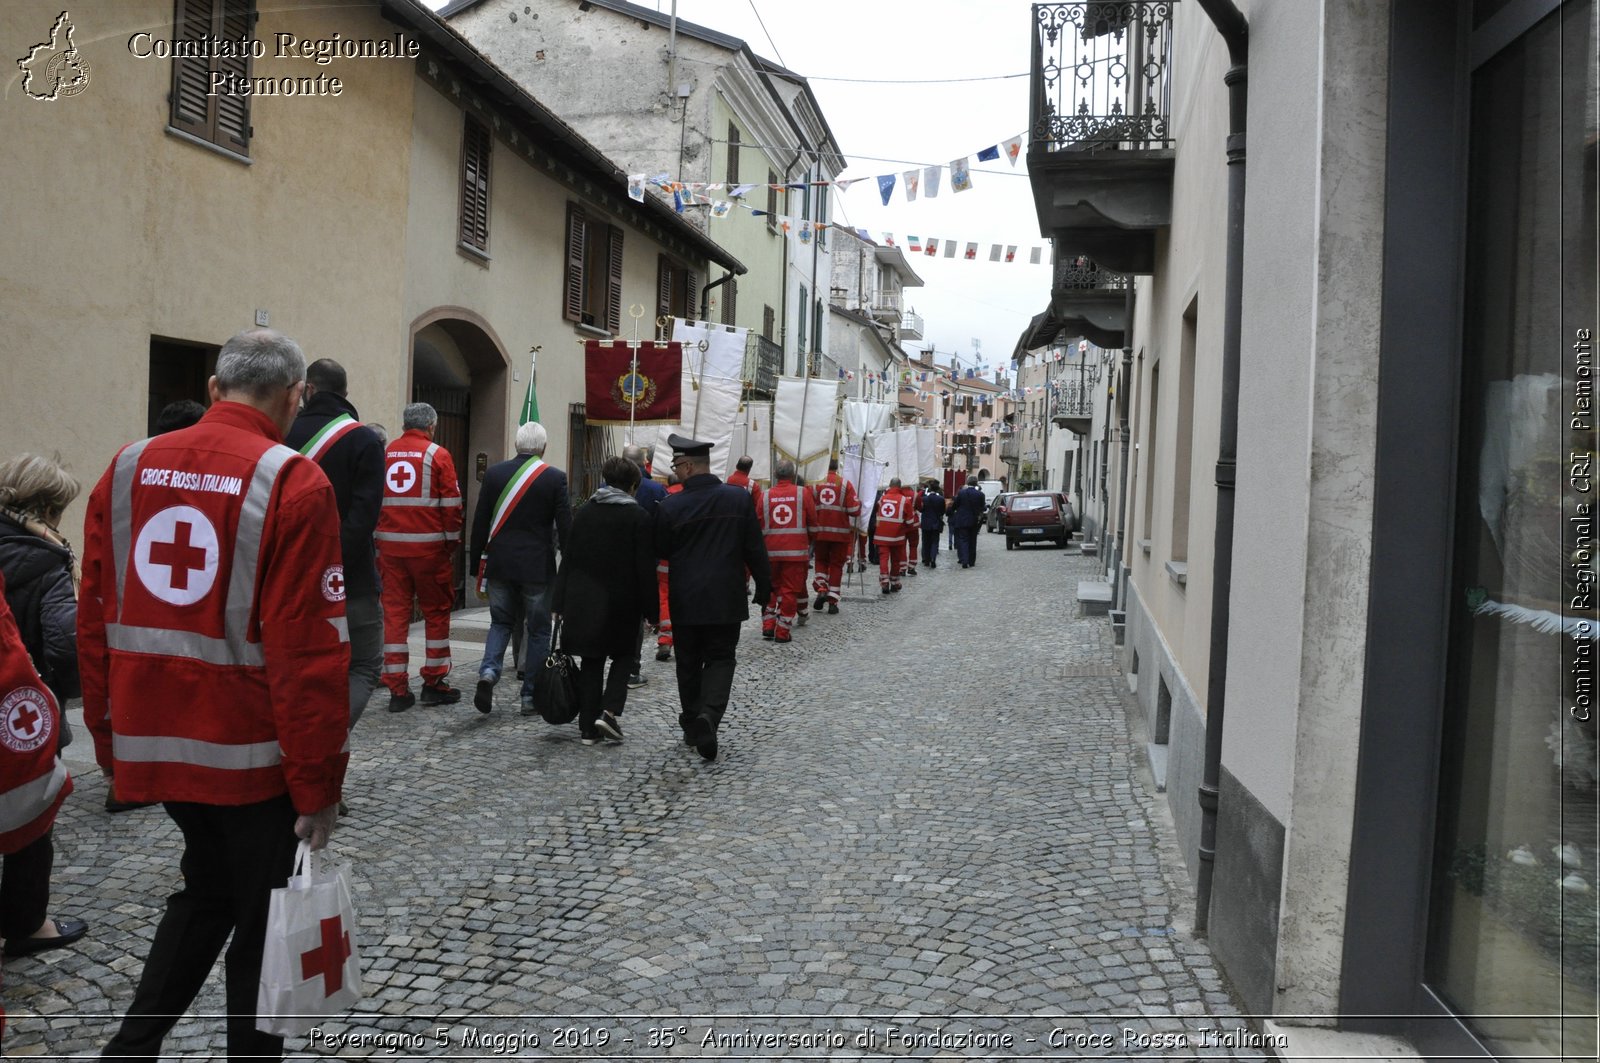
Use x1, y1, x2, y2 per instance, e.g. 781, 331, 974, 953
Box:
725, 402, 773, 481
895, 427, 920, 487
841, 443, 885, 533
917, 427, 938, 480
670, 319, 748, 384
647, 376, 744, 479
841, 400, 896, 444
865, 429, 898, 484
773, 377, 841, 481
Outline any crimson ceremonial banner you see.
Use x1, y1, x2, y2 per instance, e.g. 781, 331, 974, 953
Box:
583, 340, 683, 425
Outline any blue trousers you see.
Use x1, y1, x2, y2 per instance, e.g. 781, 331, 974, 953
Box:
479, 579, 550, 699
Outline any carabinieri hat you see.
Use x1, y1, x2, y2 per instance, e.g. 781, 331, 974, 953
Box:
666, 434, 712, 458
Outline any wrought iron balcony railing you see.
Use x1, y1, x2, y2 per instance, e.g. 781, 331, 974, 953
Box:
746, 333, 782, 396
1030, 2, 1176, 153
1055, 255, 1134, 291
1052, 381, 1096, 420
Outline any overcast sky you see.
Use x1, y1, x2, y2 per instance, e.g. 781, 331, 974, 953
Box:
430, 0, 1052, 377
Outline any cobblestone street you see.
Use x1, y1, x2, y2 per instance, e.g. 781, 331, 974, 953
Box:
7, 537, 1254, 1060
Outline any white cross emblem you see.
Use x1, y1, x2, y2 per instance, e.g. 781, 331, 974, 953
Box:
879, 499, 897, 518
386, 461, 417, 493
771, 502, 795, 528
134, 505, 220, 606
819, 487, 837, 505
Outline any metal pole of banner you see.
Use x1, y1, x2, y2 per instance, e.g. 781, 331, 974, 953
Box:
625, 304, 647, 446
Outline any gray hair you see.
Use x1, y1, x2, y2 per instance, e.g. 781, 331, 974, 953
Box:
0, 453, 79, 522
215, 329, 305, 401
774, 459, 796, 481
515, 421, 548, 455
402, 403, 438, 431
966, 474, 978, 486
889, 477, 902, 488
622, 443, 648, 468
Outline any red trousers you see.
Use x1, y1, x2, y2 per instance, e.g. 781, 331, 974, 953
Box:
764, 560, 809, 638
812, 539, 850, 603
904, 526, 920, 574
656, 563, 672, 647
876, 541, 905, 588
380, 551, 453, 694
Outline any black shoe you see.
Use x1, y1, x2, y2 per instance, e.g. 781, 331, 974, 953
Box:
627, 673, 648, 689
387, 691, 416, 713
880, 586, 889, 595
580, 730, 603, 746
691, 717, 718, 761
827, 602, 839, 615
813, 594, 827, 610
890, 584, 902, 593
474, 678, 494, 714
3, 917, 88, 958
762, 629, 775, 640
597, 711, 624, 742
655, 645, 672, 662
420, 682, 461, 706
519, 697, 539, 717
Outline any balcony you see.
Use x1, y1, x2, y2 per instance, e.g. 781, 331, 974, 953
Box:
867, 289, 902, 323
1050, 256, 1132, 348
744, 333, 782, 399
899, 309, 925, 341
1000, 436, 1021, 462
1051, 380, 1096, 434
806, 351, 842, 381
1027, 1, 1177, 274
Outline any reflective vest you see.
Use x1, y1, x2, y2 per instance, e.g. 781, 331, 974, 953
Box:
77, 402, 350, 811
726, 469, 764, 519
761, 481, 814, 561
0, 572, 71, 856
376, 429, 463, 557
810, 473, 859, 542
873, 489, 913, 544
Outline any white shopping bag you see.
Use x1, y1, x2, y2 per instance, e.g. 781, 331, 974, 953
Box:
256, 840, 364, 1037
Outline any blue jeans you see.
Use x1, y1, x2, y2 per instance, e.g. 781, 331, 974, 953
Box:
479, 579, 550, 698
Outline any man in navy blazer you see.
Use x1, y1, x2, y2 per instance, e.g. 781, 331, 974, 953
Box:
948, 474, 986, 569
469, 422, 571, 714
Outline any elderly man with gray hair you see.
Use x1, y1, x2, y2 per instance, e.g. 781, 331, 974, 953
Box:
468, 421, 570, 715
376, 401, 464, 711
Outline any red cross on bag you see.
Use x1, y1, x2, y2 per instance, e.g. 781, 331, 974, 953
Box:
257, 841, 364, 1036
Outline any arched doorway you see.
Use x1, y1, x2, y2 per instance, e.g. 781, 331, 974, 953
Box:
407, 309, 510, 608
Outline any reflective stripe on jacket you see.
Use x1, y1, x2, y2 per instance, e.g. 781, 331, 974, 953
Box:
0, 572, 71, 855
760, 482, 814, 560
809, 474, 859, 542
872, 490, 913, 544
77, 402, 350, 813
376, 430, 463, 556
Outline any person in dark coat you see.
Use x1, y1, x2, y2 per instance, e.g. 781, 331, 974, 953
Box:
470, 422, 571, 715
948, 474, 986, 569
284, 358, 385, 727
551, 457, 658, 744
919, 480, 945, 568
0, 453, 88, 957
621, 444, 666, 689
653, 435, 772, 761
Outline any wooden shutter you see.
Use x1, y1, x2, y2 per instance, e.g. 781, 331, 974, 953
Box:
563, 203, 586, 322
213, 0, 252, 153
766, 170, 778, 232
605, 225, 624, 334
721, 277, 738, 325
459, 116, 491, 252
656, 254, 672, 321
726, 124, 740, 185
169, 0, 216, 138
763, 304, 775, 340
684, 271, 698, 320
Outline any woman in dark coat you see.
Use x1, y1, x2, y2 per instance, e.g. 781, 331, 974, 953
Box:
551, 456, 659, 744
0, 453, 88, 959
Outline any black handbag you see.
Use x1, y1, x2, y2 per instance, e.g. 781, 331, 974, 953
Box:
531, 618, 579, 725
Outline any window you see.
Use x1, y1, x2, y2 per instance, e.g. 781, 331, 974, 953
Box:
563, 203, 623, 333
766, 170, 778, 233
459, 115, 492, 256
168, 0, 254, 158
721, 277, 738, 326
656, 255, 698, 321
726, 123, 740, 185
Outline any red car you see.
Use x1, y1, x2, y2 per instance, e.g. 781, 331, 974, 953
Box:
1004, 492, 1072, 549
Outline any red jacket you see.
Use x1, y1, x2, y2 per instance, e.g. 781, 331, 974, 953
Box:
760, 480, 815, 561
873, 488, 915, 545
78, 403, 349, 813
726, 468, 764, 518
810, 473, 860, 542
0, 572, 71, 856
376, 429, 463, 558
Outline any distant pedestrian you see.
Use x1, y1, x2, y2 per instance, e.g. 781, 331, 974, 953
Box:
551, 456, 657, 744
919, 480, 945, 568
725, 454, 764, 515
872, 478, 914, 593
153, 400, 205, 435
949, 474, 986, 569
377, 402, 463, 711
808, 457, 859, 614
759, 459, 815, 644
469, 422, 570, 716
285, 359, 385, 727
623, 444, 665, 688
80, 328, 347, 1061
653, 435, 771, 761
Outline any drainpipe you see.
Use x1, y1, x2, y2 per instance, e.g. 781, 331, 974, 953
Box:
666, 0, 678, 100
1192, 0, 1248, 935
1115, 286, 1135, 594
700, 272, 734, 322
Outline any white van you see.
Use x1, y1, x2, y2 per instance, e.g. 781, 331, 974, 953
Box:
976, 479, 1005, 511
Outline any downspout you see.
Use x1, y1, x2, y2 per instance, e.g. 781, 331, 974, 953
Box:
1192, 0, 1248, 935
666, 0, 677, 99
700, 272, 734, 322
1115, 286, 1135, 594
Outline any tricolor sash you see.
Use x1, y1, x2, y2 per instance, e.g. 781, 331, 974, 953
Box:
477, 457, 550, 593
298, 414, 362, 462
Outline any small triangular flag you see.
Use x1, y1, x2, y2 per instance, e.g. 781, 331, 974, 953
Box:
877, 174, 896, 205
923, 165, 941, 198
1005, 245, 1017, 263
976, 145, 1000, 162
1003, 134, 1024, 165
903, 169, 919, 202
